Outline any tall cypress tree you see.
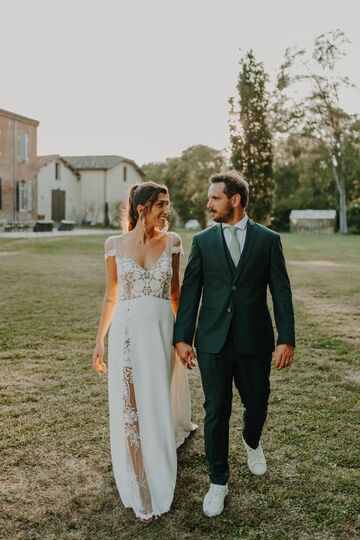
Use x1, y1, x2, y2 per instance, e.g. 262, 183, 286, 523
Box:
230, 50, 273, 223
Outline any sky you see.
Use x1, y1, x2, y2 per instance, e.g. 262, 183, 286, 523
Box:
1, 0, 359, 166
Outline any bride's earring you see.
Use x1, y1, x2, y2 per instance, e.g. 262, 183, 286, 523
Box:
161, 213, 170, 232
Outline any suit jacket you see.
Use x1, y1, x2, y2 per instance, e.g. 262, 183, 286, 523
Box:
173, 219, 295, 354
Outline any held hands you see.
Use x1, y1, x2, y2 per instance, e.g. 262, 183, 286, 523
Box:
93, 341, 107, 375
93, 340, 292, 372
274, 344, 295, 370
175, 342, 197, 370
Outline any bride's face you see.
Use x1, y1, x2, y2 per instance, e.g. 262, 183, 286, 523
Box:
146, 193, 171, 229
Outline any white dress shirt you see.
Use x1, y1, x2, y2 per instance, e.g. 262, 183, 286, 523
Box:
222, 214, 248, 253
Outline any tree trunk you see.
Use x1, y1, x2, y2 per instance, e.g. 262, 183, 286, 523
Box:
331, 162, 348, 234
338, 181, 348, 234
199, 212, 208, 230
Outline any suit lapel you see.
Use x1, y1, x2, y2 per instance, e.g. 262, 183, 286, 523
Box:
214, 224, 233, 281
233, 219, 257, 283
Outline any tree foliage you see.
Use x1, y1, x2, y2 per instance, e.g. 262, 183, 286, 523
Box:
271, 136, 339, 230
230, 50, 273, 223
142, 145, 225, 229
273, 29, 359, 233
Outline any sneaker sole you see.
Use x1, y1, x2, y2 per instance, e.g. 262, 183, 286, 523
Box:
248, 465, 267, 476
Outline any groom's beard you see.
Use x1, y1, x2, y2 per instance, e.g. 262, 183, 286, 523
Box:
210, 203, 234, 223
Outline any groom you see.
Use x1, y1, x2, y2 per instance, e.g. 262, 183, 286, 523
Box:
174, 171, 295, 517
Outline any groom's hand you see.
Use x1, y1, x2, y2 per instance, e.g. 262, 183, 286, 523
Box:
175, 342, 196, 370
275, 344, 295, 370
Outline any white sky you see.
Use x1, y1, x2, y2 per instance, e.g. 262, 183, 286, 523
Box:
1, 0, 359, 165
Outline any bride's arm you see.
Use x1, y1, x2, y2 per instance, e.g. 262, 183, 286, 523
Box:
92, 256, 118, 374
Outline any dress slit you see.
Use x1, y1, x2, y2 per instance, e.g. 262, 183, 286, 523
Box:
122, 325, 153, 518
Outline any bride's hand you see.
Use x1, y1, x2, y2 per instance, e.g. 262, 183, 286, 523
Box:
93, 341, 107, 374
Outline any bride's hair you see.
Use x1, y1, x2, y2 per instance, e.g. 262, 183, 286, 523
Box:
123, 181, 169, 231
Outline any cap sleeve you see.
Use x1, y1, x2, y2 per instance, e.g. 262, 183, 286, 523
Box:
171, 232, 184, 255
104, 236, 117, 260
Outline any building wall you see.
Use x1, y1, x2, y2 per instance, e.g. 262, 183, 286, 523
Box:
0, 110, 39, 222
106, 162, 142, 225
79, 162, 142, 225
78, 170, 105, 224
37, 160, 81, 222
290, 218, 335, 234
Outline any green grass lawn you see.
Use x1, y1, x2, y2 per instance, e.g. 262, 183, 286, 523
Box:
0, 231, 359, 540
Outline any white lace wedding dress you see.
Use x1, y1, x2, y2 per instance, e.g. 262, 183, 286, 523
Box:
104, 232, 196, 520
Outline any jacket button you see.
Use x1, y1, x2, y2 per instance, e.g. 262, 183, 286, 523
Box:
232, 285, 236, 291
227, 307, 232, 313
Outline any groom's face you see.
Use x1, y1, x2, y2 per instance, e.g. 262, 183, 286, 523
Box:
207, 182, 234, 223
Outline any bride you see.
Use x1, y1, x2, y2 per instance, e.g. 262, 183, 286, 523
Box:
92, 181, 197, 521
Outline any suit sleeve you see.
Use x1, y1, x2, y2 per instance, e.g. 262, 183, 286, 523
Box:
269, 235, 296, 347
173, 236, 203, 345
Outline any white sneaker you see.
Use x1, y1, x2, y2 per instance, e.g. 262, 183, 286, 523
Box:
203, 483, 229, 517
242, 437, 267, 476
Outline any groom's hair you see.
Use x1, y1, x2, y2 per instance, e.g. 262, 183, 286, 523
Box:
209, 170, 249, 208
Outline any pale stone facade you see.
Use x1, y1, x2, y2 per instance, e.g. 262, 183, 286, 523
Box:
64, 156, 144, 225
36, 156, 81, 221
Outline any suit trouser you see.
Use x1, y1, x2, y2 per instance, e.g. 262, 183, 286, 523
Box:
197, 335, 272, 486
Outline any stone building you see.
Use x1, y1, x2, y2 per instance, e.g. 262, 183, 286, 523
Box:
36, 155, 81, 222
0, 108, 144, 225
63, 156, 144, 225
0, 108, 39, 223
36, 155, 144, 224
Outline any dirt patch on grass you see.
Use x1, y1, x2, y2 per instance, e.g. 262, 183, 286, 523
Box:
294, 288, 360, 347
2, 454, 107, 538
288, 260, 346, 268
344, 370, 360, 384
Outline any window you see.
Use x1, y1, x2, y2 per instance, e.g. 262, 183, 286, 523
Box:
123, 166, 127, 182
55, 162, 60, 180
0, 177, 2, 209
17, 180, 26, 211
18, 133, 29, 163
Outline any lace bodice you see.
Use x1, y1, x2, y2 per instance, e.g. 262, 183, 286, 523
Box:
104, 233, 183, 301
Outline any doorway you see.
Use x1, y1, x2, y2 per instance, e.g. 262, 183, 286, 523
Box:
51, 189, 65, 222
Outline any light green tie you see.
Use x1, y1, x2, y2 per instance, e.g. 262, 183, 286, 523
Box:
227, 226, 241, 266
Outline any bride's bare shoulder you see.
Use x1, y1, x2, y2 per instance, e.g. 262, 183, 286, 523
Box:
117, 231, 132, 244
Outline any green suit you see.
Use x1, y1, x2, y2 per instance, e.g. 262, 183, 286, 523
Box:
174, 219, 295, 352
174, 219, 295, 484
